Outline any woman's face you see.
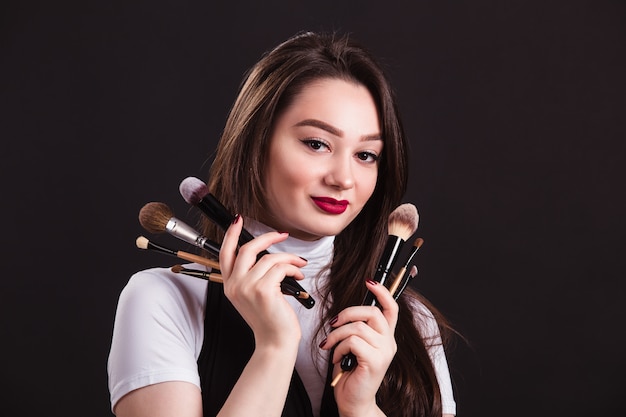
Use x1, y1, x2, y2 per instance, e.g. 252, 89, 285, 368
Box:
261, 78, 382, 241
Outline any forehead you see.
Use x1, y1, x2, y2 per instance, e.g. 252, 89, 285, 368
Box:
276, 78, 381, 134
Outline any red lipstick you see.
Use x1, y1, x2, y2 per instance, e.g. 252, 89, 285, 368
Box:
312, 197, 348, 214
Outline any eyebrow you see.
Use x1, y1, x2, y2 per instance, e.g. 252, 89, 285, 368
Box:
293, 119, 382, 141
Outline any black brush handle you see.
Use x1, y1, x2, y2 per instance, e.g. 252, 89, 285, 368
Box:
361, 236, 404, 306
196, 193, 315, 309
340, 236, 406, 371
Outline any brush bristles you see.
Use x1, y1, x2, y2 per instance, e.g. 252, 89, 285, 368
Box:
136, 235, 149, 249
139, 202, 174, 234
409, 265, 418, 278
179, 176, 209, 205
387, 203, 419, 240
171, 264, 184, 273
413, 237, 424, 250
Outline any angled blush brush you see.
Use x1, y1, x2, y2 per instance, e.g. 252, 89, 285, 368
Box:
139, 201, 221, 258
135, 235, 220, 270
178, 176, 314, 309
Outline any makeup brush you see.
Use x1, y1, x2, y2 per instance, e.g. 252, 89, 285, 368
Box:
362, 203, 419, 306
139, 201, 221, 258
179, 177, 256, 245
178, 176, 315, 309
334, 204, 419, 386
171, 264, 223, 283
139, 198, 310, 302
135, 235, 220, 270
393, 265, 418, 301
170, 263, 309, 300
331, 265, 421, 388
387, 238, 423, 298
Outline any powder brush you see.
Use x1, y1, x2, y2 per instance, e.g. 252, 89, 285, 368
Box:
139, 201, 221, 257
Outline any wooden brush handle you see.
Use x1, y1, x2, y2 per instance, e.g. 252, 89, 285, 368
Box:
176, 251, 220, 270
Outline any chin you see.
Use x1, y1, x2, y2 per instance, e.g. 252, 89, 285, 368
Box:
296, 221, 352, 240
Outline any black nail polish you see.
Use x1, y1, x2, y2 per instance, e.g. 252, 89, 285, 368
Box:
232, 213, 240, 224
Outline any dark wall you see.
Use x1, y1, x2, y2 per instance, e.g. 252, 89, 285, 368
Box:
2, 1, 625, 415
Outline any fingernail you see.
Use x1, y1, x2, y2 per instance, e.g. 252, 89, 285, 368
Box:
366, 279, 378, 285
299, 256, 308, 262
329, 316, 338, 326
232, 214, 240, 224
319, 338, 327, 348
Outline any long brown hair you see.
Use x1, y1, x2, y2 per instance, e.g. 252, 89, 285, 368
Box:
202, 31, 452, 417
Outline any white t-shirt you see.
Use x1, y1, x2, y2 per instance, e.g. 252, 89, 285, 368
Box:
107, 221, 456, 415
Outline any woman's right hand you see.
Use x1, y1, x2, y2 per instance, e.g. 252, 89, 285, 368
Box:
219, 215, 307, 348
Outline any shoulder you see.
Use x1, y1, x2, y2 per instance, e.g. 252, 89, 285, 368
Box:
113, 265, 210, 346
111, 264, 210, 349
108, 265, 209, 410
118, 265, 207, 316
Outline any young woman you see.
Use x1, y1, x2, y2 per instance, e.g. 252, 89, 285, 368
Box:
108, 31, 456, 417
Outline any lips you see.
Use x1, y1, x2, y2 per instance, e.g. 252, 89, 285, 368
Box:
311, 197, 349, 214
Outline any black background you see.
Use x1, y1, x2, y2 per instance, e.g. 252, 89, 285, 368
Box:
2, 1, 625, 415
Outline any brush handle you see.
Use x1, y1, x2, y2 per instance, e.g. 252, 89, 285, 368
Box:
393, 270, 414, 301
361, 235, 405, 306
195, 193, 256, 244
143, 239, 220, 270
387, 267, 407, 299
340, 235, 406, 372
194, 193, 315, 309
165, 216, 221, 258
201, 237, 222, 258
176, 251, 221, 270
175, 268, 224, 283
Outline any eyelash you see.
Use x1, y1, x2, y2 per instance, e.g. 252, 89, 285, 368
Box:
300, 139, 380, 163
357, 151, 379, 163
302, 138, 330, 152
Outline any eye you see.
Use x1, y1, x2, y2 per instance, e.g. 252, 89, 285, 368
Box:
301, 138, 330, 152
356, 151, 379, 163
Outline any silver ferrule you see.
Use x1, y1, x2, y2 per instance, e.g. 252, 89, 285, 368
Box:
165, 217, 206, 248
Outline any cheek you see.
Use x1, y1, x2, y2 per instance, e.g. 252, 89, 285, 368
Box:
363, 169, 379, 195
354, 170, 379, 208
267, 150, 315, 191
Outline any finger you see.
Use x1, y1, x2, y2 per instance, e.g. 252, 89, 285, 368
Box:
322, 320, 380, 352
256, 263, 308, 290
365, 279, 399, 330
326, 300, 393, 336
250, 253, 307, 279
231, 230, 291, 267
219, 214, 244, 278
228, 237, 306, 287
330, 335, 379, 366
327, 306, 386, 330
226, 261, 308, 305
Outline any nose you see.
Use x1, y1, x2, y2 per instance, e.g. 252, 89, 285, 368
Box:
324, 158, 355, 190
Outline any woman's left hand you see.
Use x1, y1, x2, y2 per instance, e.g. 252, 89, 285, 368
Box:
320, 279, 399, 417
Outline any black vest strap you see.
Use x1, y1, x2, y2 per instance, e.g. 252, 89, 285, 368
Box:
197, 281, 317, 417
319, 352, 340, 417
